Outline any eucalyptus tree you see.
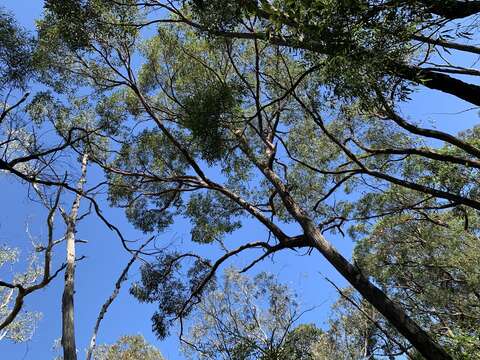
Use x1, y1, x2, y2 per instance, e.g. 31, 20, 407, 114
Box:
91, 335, 165, 360
0, 6, 176, 360
5, 85, 109, 360
0, 7, 82, 349
1, 7, 129, 359
315, 286, 413, 360
182, 268, 411, 360
181, 268, 322, 360
43, 0, 480, 105
0, 246, 42, 343
353, 190, 480, 358
38, 1, 480, 359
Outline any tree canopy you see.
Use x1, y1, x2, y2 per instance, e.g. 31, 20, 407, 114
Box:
1, 1, 480, 359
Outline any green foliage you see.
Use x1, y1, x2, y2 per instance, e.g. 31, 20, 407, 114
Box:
0, 8, 34, 90
26, 91, 68, 125
43, 0, 93, 50
36, 0, 141, 94
107, 129, 189, 233
187, 0, 254, 32
186, 192, 242, 243
0, 246, 42, 343
281, 324, 324, 360
95, 92, 129, 136
183, 268, 323, 360
130, 253, 212, 339
181, 80, 241, 163
189, 0, 419, 105
92, 335, 165, 360
354, 204, 480, 357
138, 28, 246, 164
43, 0, 140, 50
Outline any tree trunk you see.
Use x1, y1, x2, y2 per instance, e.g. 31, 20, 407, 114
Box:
303, 218, 452, 360
61, 224, 77, 360
397, 65, 480, 107
419, 0, 480, 19
61, 152, 88, 360
262, 167, 453, 360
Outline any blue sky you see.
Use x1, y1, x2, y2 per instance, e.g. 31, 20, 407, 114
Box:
0, 2, 478, 360
0, 3, 350, 359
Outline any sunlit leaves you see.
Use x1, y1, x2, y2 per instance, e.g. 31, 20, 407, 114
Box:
182, 268, 321, 360
0, 9, 34, 90
181, 80, 242, 163
354, 205, 480, 356
93, 335, 165, 360
0, 246, 42, 343
186, 192, 242, 244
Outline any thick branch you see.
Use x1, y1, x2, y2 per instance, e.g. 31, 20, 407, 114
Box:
397, 65, 480, 107
418, 0, 480, 19
413, 35, 480, 55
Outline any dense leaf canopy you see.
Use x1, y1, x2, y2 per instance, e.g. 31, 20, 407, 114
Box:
1, 1, 480, 359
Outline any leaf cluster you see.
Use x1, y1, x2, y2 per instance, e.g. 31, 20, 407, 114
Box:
130, 252, 213, 339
